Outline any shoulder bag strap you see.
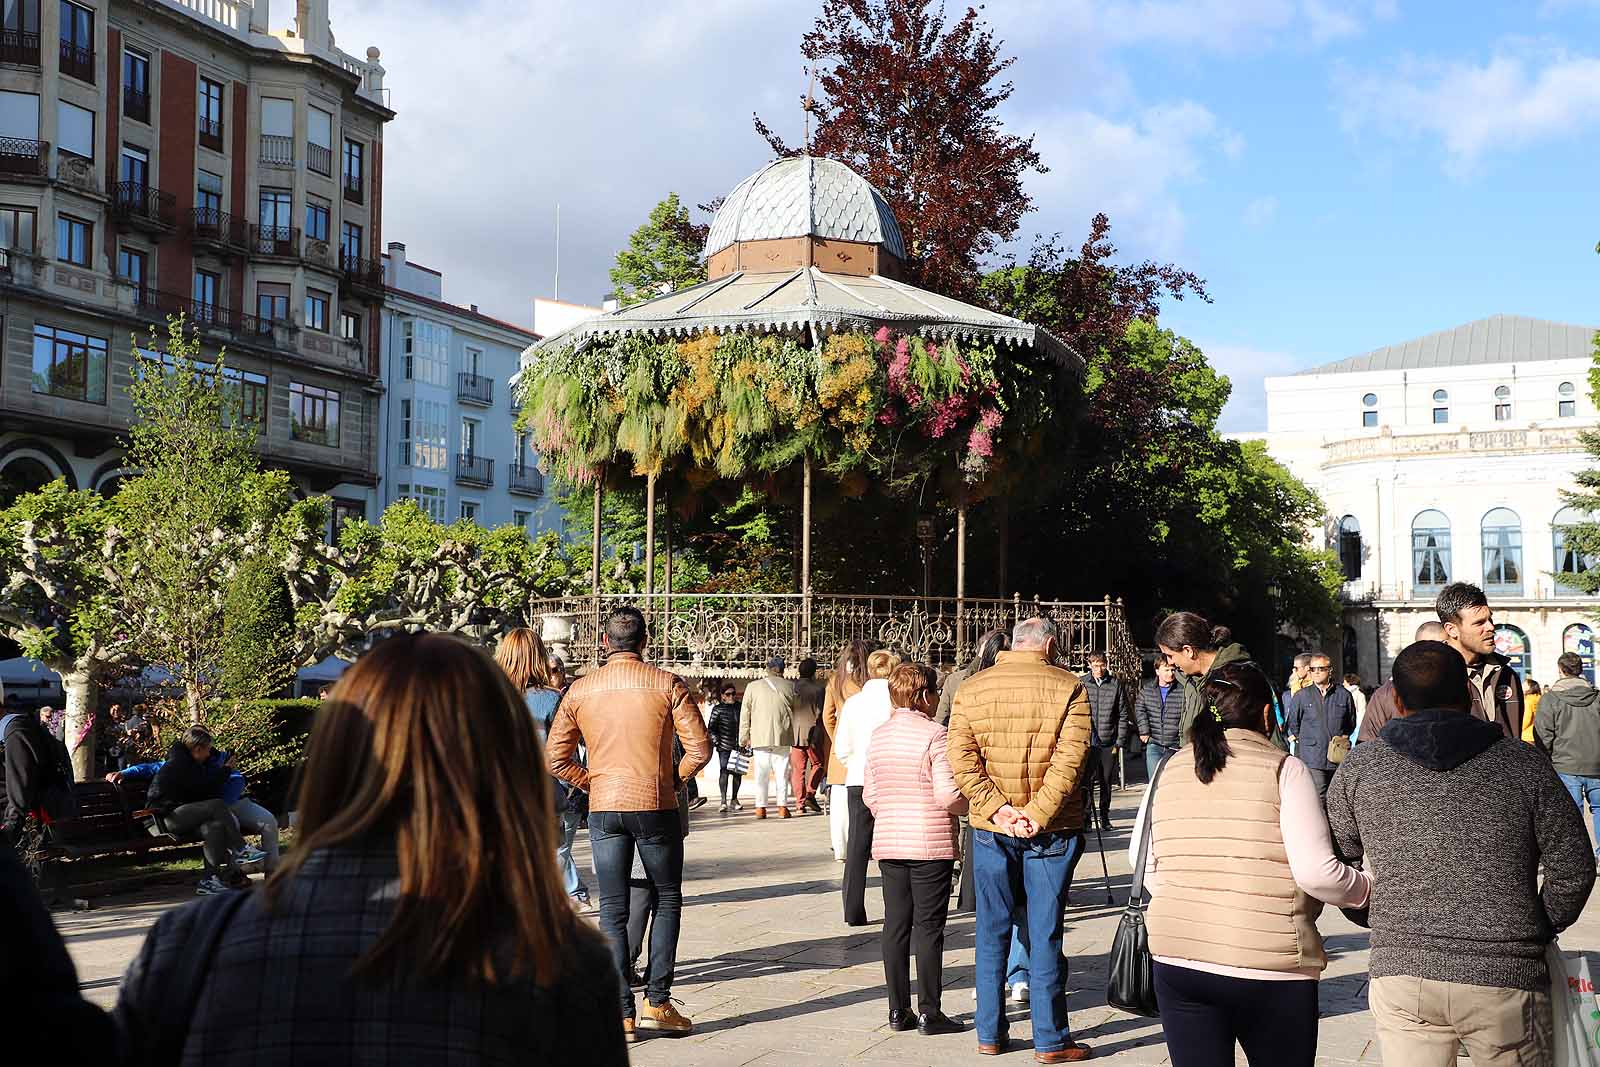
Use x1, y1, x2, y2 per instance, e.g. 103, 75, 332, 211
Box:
156, 889, 250, 1061
1128, 754, 1173, 906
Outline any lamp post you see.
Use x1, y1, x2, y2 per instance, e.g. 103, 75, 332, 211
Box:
1266, 579, 1283, 681
917, 516, 936, 599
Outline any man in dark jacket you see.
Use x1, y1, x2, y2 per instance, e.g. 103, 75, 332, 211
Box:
1, 708, 71, 847
1536, 651, 1600, 865
1080, 650, 1123, 827
147, 725, 249, 890
1285, 652, 1355, 798
1328, 640, 1594, 1064
1438, 581, 1523, 739
1134, 659, 1182, 780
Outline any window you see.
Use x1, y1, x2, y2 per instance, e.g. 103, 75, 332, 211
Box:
1493, 384, 1512, 422
1565, 624, 1597, 685
4, 0, 39, 39
341, 138, 363, 201
396, 483, 446, 524
304, 196, 329, 242
340, 219, 362, 265
461, 416, 480, 458
304, 289, 329, 332
399, 398, 447, 469
1431, 389, 1449, 425
197, 169, 222, 215
459, 500, 479, 523
1481, 507, 1523, 596
1337, 515, 1361, 581
117, 245, 145, 289
1493, 625, 1531, 679
56, 99, 93, 160
513, 510, 532, 531
401, 318, 449, 385
1412, 509, 1451, 592
55, 212, 90, 265
0, 204, 33, 251
339, 309, 360, 341
289, 381, 340, 446
0, 90, 38, 140
260, 97, 293, 165
1361, 392, 1378, 428
1554, 506, 1594, 595
58, 1, 92, 83
119, 143, 147, 187
463, 346, 483, 378
31, 323, 106, 402
514, 430, 530, 468
330, 498, 364, 536
122, 48, 148, 122
258, 187, 291, 229
307, 105, 332, 175
216, 365, 267, 425
398, 396, 412, 455
193, 269, 219, 323
256, 281, 289, 322
198, 77, 224, 147
1560, 381, 1577, 419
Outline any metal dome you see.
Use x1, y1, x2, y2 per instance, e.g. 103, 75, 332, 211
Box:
704, 156, 906, 261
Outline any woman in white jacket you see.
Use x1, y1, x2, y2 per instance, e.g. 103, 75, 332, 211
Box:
834, 648, 902, 925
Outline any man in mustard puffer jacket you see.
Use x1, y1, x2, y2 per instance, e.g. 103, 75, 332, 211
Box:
948, 616, 1093, 1062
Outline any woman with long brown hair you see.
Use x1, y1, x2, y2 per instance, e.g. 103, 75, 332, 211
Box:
823, 638, 872, 862
113, 633, 627, 1065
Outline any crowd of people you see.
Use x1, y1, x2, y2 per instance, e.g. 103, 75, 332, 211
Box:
4, 576, 1600, 1064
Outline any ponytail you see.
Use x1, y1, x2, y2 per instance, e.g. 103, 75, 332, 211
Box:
1189, 700, 1232, 785
1192, 661, 1273, 785
1155, 611, 1228, 654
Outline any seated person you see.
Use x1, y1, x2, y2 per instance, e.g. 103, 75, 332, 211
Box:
143, 726, 251, 894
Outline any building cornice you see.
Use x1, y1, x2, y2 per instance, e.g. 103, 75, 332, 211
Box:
1320, 424, 1591, 467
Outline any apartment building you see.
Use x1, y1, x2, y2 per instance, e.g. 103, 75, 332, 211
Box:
0, 0, 392, 522
378, 242, 560, 535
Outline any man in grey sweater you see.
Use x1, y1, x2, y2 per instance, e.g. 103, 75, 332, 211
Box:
1327, 640, 1595, 1067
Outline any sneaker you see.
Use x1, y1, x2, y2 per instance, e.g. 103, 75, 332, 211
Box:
236, 845, 267, 864
804, 797, 823, 814
195, 875, 228, 895
1011, 981, 1030, 1004
623, 1018, 637, 1044
718, 802, 729, 813
688, 796, 708, 811
731, 800, 743, 812
638, 998, 693, 1034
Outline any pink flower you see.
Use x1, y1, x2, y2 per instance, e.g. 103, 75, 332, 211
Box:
967, 425, 993, 458
874, 326, 892, 345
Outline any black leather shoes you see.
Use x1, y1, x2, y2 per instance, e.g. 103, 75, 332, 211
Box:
888, 1008, 916, 1032
917, 1011, 964, 1036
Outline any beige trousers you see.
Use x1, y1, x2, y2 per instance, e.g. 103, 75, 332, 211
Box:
1370, 975, 1554, 1066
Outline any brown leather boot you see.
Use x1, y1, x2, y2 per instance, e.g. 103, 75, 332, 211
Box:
755, 807, 767, 819
1034, 1043, 1093, 1062
778, 806, 791, 819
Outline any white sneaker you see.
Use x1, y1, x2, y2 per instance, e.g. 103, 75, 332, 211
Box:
731, 800, 743, 811
1010, 981, 1029, 1004
718, 802, 729, 813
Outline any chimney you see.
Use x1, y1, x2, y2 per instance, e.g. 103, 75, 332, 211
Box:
470, 304, 478, 313
387, 241, 406, 270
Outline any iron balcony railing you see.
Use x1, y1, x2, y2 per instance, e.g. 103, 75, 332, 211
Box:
198, 116, 224, 151
111, 181, 177, 229
0, 29, 40, 66
237, 313, 288, 341
251, 224, 299, 258
123, 85, 149, 123
190, 208, 250, 250
59, 40, 93, 83
307, 142, 332, 176
0, 136, 46, 176
508, 463, 544, 498
342, 172, 362, 203
456, 372, 494, 406
455, 453, 493, 487
339, 252, 383, 291
259, 133, 293, 166
133, 288, 237, 333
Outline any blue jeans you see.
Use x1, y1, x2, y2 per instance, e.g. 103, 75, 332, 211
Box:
558, 807, 587, 900
973, 828, 1082, 1052
1006, 916, 1029, 984
589, 809, 684, 1016
1560, 774, 1600, 858
1145, 742, 1173, 782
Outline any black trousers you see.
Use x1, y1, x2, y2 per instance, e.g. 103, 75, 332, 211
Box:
1083, 746, 1117, 819
717, 748, 743, 802
626, 877, 658, 970
1154, 961, 1318, 1067
880, 858, 953, 1015
842, 786, 876, 925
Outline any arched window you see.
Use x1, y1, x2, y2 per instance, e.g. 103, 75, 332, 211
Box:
0, 455, 60, 508
1481, 507, 1523, 595
1554, 506, 1594, 595
1362, 392, 1378, 428
1342, 625, 1360, 679
1337, 515, 1362, 580
1412, 510, 1451, 593
1432, 389, 1449, 424
1493, 385, 1512, 422
1564, 624, 1596, 685
1494, 624, 1531, 679
1560, 381, 1577, 419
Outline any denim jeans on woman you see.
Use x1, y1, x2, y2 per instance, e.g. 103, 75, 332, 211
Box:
589, 809, 684, 1018
558, 807, 588, 900
972, 828, 1082, 1054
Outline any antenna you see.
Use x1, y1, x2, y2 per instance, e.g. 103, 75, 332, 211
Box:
554, 202, 561, 301
802, 66, 818, 152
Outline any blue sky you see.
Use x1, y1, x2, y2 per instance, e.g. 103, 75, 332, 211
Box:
334, 1, 1600, 430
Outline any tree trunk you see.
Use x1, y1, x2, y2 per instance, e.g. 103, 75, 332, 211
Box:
61, 670, 99, 782
186, 680, 205, 723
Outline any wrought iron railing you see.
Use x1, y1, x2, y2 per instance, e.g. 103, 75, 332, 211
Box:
259, 133, 293, 166
527, 593, 1140, 682
133, 289, 237, 333
123, 85, 149, 123
340, 252, 383, 291
190, 208, 250, 249
59, 40, 93, 83
251, 224, 299, 258
343, 172, 362, 203
0, 29, 39, 65
0, 136, 45, 176
508, 463, 544, 497
111, 181, 177, 228
456, 372, 493, 405
198, 116, 224, 151
455, 453, 493, 486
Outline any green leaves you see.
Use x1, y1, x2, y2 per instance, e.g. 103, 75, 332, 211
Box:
610, 193, 708, 307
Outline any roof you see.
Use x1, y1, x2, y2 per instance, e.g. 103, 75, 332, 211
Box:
384, 287, 540, 341
522, 267, 1076, 367
1302, 314, 1598, 375
705, 156, 906, 260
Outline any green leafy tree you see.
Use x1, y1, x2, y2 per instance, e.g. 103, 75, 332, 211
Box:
609, 193, 708, 306
1556, 332, 1600, 593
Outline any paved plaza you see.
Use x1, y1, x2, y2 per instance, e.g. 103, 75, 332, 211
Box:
57, 782, 1600, 1065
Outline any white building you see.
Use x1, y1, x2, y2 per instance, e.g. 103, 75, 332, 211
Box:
376, 243, 561, 534
1257, 314, 1600, 687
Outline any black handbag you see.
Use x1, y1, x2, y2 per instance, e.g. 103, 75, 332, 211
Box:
1106, 752, 1170, 1017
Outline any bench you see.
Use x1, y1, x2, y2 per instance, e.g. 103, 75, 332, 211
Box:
43, 780, 182, 861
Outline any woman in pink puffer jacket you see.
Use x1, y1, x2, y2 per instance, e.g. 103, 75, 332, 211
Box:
863, 662, 970, 1038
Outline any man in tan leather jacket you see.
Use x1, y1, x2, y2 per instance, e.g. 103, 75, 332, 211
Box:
547, 606, 711, 1042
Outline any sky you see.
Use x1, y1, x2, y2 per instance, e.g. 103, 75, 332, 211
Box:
330, 0, 1600, 431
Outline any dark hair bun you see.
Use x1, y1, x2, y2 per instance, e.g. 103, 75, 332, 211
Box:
1209, 625, 1232, 647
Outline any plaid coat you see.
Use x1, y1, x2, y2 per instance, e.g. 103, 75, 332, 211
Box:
113, 844, 628, 1065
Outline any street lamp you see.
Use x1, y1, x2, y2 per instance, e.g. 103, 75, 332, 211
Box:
1266, 580, 1283, 680
916, 516, 936, 599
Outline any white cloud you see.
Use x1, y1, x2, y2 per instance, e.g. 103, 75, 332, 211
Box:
1242, 195, 1279, 226
1338, 46, 1600, 171
1200, 342, 1311, 431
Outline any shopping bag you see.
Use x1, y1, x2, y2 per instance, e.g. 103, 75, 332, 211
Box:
1549, 942, 1600, 1067
726, 747, 751, 775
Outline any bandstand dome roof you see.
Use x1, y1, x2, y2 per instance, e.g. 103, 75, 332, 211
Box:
704, 156, 906, 260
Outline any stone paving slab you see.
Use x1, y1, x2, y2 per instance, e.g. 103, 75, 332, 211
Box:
56, 784, 1600, 1064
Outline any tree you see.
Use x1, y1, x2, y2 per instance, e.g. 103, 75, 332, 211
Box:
219, 555, 296, 700
609, 193, 709, 306
756, 0, 1044, 298
1556, 333, 1600, 593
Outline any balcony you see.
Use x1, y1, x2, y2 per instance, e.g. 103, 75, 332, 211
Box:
259, 134, 293, 167
190, 208, 250, 254
342, 173, 362, 204
455, 453, 493, 487
198, 116, 224, 152
123, 85, 149, 124
111, 181, 177, 234
59, 40, 93, 83
456, 372, 494, 406
307, 142, 332, 176
251, 224, 300, 259
133, 288, 237, 334
0, 29, 40, 66
339, 252, 384, 297
237, 313, 295, 346
509, 463, 545, 498
0, 136, 46, 177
